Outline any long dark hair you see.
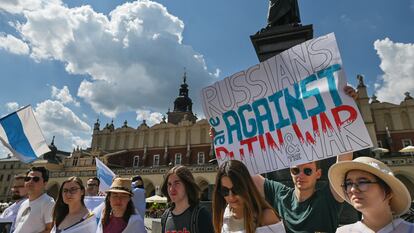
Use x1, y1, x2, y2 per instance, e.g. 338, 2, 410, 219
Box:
52, 176, 86, 227
161, 165, 200, 208
101, 192, 136, 227
212, 160, 278, 233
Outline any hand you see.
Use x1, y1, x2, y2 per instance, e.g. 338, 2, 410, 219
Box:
209, 127, 215, 139
344, 86, 358, 100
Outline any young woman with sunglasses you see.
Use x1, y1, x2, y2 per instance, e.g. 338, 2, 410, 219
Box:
51, 176, 96, 233
329, 157, 414, 232
213, 160, 285, 233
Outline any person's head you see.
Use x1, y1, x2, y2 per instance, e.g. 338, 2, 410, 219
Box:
161, 166, 200, 208
25, 166, 49, 198
86, 177, 100, 196
11, 175, 28, 201
102, 178, 135, 227
290, 161, 321, 192
329, 157, 411, 217
53, 177, 86, 227
132, 175, 144, 189
213, 160, 276, 233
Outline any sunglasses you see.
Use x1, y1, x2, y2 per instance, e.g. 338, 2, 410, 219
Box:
342, 180, 379, 193
220, 186, 239, 197
290, 167, 313, 176
87, 183, 98, 187
24, 176, 41, 182
63, 187, 81, 194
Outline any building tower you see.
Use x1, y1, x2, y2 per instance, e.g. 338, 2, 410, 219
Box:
167, 71, 197, 124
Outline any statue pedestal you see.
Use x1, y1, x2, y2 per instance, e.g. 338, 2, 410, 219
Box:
250, 24, 313, 62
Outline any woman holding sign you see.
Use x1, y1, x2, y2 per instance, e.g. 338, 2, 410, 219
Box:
212, 160, 285, 233
51, 176, 96, 233
329, 157, 414, 232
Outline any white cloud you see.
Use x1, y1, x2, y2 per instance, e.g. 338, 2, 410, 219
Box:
1, 0, 216, 118
34, 100, 91, 151
51, 85, 80, 106
0, 34, 29, 55
0, 0, 61, 15
373, 38, 414, 104
136, 109, 163, 126
5, 102, 19, 112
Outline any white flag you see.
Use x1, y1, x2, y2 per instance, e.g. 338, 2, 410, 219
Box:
95, 158, 116, 192
0, 105, 50, 163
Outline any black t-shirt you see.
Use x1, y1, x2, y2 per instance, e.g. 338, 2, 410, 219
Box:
163, 206, 213, 233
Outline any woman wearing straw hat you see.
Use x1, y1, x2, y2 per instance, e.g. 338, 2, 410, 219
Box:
96, 177, 146, 233
329, 157, 414, 232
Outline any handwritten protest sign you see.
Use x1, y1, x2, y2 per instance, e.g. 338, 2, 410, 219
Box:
201, 33, 373, 174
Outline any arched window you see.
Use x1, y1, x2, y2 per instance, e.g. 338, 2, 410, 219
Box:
153, 154, 160, 167
197, 152, 205, 165
175, 153, 182, 165
133, 156, 140, 167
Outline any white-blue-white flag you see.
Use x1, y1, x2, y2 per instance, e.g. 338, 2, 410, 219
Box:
95, 158, 116, 192
0, 105, 50, 163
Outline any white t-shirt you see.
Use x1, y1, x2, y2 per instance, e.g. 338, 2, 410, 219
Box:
336, 218, 414, 233
221, 205, 286, 233
13, 193, 55, 233
0, 198, 27, 231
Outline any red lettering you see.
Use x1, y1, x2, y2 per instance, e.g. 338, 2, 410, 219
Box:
265, 131, 279, 150
215, 147, 234, 159
331, 105, 357, 130
240, 136, 258, 155
320, 112, 333, 133
258, 134, 266, 152
292, 123, 304, 143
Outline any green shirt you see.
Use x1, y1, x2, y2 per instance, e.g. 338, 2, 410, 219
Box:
264, 179, 342, 233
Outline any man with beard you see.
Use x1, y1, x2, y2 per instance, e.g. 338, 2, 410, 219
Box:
0, 175, 28, 232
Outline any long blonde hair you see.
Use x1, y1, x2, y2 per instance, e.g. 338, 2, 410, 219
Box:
212, 160, 278, 233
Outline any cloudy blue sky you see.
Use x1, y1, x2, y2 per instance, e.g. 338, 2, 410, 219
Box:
0, 0, 413, 156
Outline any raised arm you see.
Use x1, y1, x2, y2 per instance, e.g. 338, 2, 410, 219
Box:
330, 152, 353, 202
252, 174, 266, 197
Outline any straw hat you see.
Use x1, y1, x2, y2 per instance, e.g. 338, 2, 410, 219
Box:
328, 156, 411, 216
106, 178, 133, 195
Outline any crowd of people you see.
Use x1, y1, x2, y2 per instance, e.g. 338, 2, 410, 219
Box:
0, 86, 413, 232
0, 154, 412, 233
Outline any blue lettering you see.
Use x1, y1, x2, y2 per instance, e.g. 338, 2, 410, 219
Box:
222, 110, 242, 144
317, 64, 342, 106
237, 104, 257, 139
284, 83, 308, 124
300, 74, 326, 116
252, 98, 275, 135
268, 90, 290, 129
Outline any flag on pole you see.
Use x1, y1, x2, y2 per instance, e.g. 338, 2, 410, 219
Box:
0, 105, 50, 163
95, 158, 116, 192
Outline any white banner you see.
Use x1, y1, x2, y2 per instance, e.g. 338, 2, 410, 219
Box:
201, 33, 373, 174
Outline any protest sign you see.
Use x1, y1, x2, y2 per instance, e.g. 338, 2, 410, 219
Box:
201, 33, 373, 174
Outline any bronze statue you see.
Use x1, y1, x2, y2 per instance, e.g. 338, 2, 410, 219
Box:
267, 0, 301, 28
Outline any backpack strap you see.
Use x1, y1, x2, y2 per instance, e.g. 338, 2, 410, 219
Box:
190, 205, 202, 233
161, 207, 172, 233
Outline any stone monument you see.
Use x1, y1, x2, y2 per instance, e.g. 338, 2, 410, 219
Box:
250, 0, 313, 62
